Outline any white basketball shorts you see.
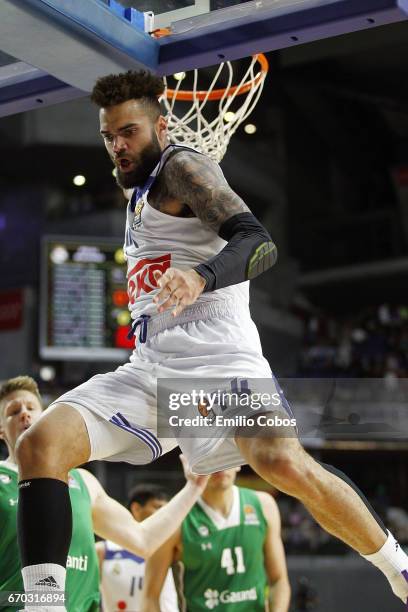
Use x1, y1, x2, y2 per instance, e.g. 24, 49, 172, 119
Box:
50, 299, 293, 474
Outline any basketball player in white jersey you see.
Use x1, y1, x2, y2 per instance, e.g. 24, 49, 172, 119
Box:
15, 70, 408, 610
96, 483, 178, 612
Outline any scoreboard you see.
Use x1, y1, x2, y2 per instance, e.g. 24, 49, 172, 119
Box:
40, 236, 133, 361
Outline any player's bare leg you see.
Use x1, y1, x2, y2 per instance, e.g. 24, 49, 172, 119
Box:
235, 422, 408, 604
236, 434, 383, 552
15, 404, 91, 610
17, 403, 91, 480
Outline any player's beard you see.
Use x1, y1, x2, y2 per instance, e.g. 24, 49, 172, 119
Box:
115, 129, 162, 190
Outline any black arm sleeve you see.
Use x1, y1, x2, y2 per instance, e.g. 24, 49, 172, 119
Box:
194, 212, 277, 292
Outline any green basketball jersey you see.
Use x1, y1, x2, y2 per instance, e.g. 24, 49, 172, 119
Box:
179, 486, 268, 611
0, 462, 100, 612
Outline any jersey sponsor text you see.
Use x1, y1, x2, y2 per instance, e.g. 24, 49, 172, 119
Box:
67, 554, 88, 572
127, 254, 171, 303
204, 587, 257, 608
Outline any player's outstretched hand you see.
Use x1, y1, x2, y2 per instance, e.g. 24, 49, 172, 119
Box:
179, 454, 209, 493
153, 268, 206, 317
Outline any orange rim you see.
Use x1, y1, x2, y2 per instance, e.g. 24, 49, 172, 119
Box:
165, 53, 269, 101
151, 27, 172, 38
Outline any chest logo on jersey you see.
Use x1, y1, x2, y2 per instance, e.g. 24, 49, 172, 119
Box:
243, 504, 260, 526
198, 525, 210, 537
204, 587, 257, 608
0, 474, 11, 484
131, 199, 144, 230
127, 254, 171, 302
111, 562, 122, 575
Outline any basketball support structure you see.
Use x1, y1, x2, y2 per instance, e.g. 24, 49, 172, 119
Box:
1, 0, 408, 116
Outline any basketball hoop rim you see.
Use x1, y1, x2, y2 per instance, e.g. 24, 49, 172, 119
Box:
164, 53, 269, 102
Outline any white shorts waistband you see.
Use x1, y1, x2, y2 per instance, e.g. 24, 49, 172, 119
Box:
133, 299, 248, 341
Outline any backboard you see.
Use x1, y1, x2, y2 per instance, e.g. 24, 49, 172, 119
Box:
1, 0, 408, 116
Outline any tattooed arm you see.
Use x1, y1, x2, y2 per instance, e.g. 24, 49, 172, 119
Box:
154, 150, 277, 314
163, 149, 250, 227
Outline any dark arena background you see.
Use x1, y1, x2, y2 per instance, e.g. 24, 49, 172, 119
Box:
1, 1, 408, 611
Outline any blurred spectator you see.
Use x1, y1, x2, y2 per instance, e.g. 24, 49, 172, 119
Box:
277, 486, 408, 555
294, 576, 318, 611
387, 507, 408, 543
298, 303, 408, 378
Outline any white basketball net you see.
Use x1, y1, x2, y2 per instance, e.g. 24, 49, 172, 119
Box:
162, 55, 268, 163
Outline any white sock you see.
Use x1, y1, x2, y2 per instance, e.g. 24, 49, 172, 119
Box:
361, 530, 408, 603
21, 564, 67, 612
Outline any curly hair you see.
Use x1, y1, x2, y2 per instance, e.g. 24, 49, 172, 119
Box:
91, 70, 164, 119
0, 375, 42, 415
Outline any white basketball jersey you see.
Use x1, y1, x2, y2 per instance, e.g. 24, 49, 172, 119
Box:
124, 144, 249, 320
100, 540, 178, 611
